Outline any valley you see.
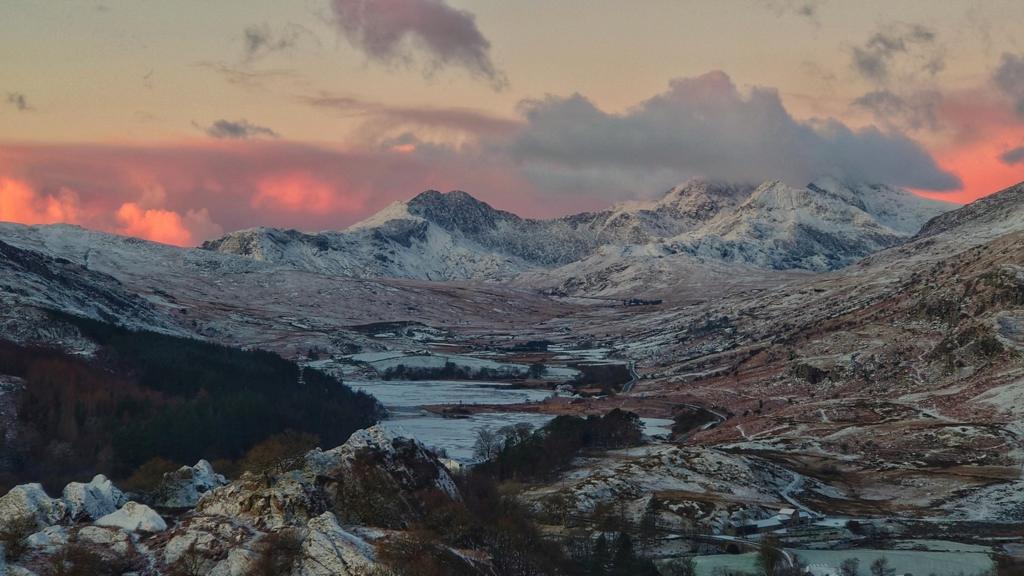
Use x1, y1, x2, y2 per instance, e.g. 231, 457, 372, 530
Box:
1, 179, 1022, 575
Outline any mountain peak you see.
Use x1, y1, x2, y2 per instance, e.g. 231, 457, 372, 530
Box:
405, 189, 517, 235
408, 189, 484, 207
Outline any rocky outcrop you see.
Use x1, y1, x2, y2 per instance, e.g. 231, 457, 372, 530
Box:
0, 483, 67, 531
62, 474, 127, 521
158, 515, 257, 574
154, 459, 228, 508
198, 425, 459, 530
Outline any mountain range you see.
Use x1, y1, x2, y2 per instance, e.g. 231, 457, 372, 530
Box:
202, 177, 955, 289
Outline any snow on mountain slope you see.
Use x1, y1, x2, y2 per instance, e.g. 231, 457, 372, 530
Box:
514, 242, 799, 299
519, 178, 951, 295
202, 221, 530, 282
203, 178, 954, 286
915, 180, 1024, 243
669, 179, 954, 271
0, 221, 573, 359
204, 190, 599, 281
0, 226, 179, 334
590, 180, 754, 241
808, 176, 955, 235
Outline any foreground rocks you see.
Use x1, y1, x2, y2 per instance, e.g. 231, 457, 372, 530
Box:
0, 425, 462, 576
62, 474, 127, 522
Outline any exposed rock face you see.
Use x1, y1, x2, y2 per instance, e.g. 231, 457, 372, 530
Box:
62, 474, 127, 521
154, 459, 228, 508
295, 512, 377, 576
0, 483, 67, 531
94, 501, 167, 532
159, 515, 257, 573
196, 467, 326, 530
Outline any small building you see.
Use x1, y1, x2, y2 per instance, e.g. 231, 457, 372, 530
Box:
728, 507, 813, 536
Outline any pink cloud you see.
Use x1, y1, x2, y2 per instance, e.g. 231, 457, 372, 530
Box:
0, 178, 82, 226
0, 140, 554, 243
115, 203, 195, 246
253, 172, 364, 215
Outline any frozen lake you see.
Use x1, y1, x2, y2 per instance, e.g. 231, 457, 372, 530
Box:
347, 379, 557, 461
347, 379, 674, 461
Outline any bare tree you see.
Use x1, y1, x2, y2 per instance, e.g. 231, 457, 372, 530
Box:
839, 558, 861, 576
870, 557, 895, 576
472, 427, 501, 461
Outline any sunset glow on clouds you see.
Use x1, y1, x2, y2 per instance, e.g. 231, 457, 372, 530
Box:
0, 179, 82, 227
1, 1, 1022, 245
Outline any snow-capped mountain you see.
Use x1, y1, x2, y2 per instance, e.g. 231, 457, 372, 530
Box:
668, 178, 955, 271
203, 178, 954, 287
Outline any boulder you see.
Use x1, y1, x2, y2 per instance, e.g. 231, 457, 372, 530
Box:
155, 460, 228, 508
94, 501, 167, 532
0, 484, 67, 531
76, 525, 133, 555
25, 525, 69, 552
62, 474, 127, 521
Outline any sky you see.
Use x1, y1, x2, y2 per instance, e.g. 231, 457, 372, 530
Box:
1, 0, 1023, 246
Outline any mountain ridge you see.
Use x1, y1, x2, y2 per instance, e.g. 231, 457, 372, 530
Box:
203, 178, 956, 285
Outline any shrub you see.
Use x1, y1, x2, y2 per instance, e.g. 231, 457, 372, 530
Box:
378, 531, 480, 576
237, 430, 319, 474
248, 530, 304, 576
0, 514, 36, 561
121, 457, 181, 494
43, 544, 129, 576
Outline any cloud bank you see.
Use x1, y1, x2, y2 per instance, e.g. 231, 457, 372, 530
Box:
329, 0, 506, 89
504, 71, 960, 194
